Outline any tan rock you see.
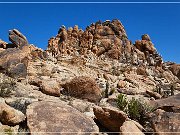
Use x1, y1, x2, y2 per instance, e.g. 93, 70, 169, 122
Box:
169, 64, 180, 79
93, 106, 128, 132
120, 120, 145, 135
107, 46, 121, 59
103, 73, 110, 80
0, 39, 7, 49
9, 29, 28, 48
27, 101, 99, 134
0, 102, 25, 126
40, 79, 61, 97
136, 66, 147, 76
134, 38, 156, 54
117, 80, 127, 88
141, 34, 151, 41
0, 45, 32, 78
149, 109, 180, 135
146, 90, 162, 99
150, 93, 180, 113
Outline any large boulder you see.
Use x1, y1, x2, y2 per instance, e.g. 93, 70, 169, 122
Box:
9, 29, 28, 48
169, 64, 180, 79
40, 79, 61, 97
0, 46, 30, 78
150, 93, 180, 113
93, 106, 128, 132
134, 39, 156, 54
62, 76, 102, 102
0, 102, 26, 126
26, 101, 99, 134
149, 109, 180, 134
120, 120, 145, 135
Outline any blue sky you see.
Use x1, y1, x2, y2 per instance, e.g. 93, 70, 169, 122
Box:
0, 1, 180, 63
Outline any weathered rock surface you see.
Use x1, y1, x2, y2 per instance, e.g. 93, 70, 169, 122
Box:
149, 109, 180, 135
0, 46, 30, 78
0, 102, 26, 126
62, 76, 102, 102
47, 20, 163, 67
0, 19, 179, 135
169, 64, 180, 79
5, 97, 38, 114
120, 120, 145, 135
26, 101, 99, 134
146, 89, 162, 99
135, 34, 156, 54
40, 79, 61, 97
93, 106, 128, 132
9, 29, 28, 48
150, 93, 180, 112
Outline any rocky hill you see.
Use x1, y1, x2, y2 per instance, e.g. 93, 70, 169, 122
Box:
0, 19, 180, 135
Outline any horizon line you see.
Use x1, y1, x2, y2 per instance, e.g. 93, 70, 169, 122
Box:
0, 1, 180, 4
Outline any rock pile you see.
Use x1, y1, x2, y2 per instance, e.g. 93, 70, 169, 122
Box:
47, 19, 163, 68
0, 19, 179, 134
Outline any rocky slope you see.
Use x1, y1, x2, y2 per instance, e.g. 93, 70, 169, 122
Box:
0, 19, 180, 135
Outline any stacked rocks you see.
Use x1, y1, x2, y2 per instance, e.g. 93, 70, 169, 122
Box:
47, 19, 163, 68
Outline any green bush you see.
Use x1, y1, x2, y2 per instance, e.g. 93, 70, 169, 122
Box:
117, 94, 154, 122
128, 97, 142, 121
0, 78, 16, 97
117, 93, 128, 111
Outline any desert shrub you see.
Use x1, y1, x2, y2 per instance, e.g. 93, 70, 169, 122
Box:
4, 128, 13, 135
127, 97, 142, 121
117, 93, 128, 111
0, 77, 16, 97
117, 94, 154, 122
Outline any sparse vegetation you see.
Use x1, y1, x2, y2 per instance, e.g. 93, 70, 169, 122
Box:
4, 128, 13, 135
117, 93, 128, 112
127, 97, 141, 120
0, 77, 16, 97
109, 87, 116, 96
117, 94, 154, 122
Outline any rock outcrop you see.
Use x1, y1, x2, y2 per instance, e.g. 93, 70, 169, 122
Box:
0, 46, 30, 78
9, 29, 28, 48
47, 20, 163, 67
0, 19, 179, 134
0, 29, 31, 79
26, 101, 99, 134
0, 29, 45, 79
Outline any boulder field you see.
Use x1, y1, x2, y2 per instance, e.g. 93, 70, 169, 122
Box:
0, 19, 179, 135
